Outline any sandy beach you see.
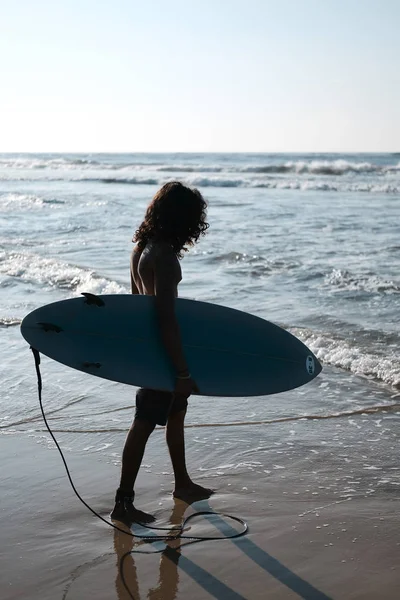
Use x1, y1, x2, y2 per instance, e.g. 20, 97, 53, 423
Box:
1, 150, 399, 598
2, 0, 400, 594
2, 414, 399, 600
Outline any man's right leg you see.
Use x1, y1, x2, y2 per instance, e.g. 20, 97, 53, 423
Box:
111, 417, 155, 523
119, 417, 156, 494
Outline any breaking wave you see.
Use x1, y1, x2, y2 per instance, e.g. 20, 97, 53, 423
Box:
0, 157, 102, 169
324, 269, 400, 294
290, 326, 400, 389
0, 317, 21, 328
1, 174, 398, 193
1, 156, 399, 176
0, 192, 64, 210
98, 177, 159, 185
242, 159, 400, 176
156, 165, 224, 173
85, 176, 400, 193
0, 251, 128, 295
252, 181, 400, 193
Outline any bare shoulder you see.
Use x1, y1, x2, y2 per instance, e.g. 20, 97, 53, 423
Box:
153, 241, 178, 265
131, 244, 144, 277
131, 244, 142, 266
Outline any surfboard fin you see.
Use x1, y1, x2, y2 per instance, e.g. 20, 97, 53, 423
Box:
37, 322, 63, 333
81, 292, 105, 307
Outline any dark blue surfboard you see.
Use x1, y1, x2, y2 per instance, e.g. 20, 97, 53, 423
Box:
20, 294, 322, 396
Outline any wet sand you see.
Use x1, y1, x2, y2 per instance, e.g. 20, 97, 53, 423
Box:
1, 422, 399, 600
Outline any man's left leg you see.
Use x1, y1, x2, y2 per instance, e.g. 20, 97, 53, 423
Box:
166, 407, 214, 499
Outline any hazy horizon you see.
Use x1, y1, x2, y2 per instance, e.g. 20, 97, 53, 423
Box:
1, 150, 399, 155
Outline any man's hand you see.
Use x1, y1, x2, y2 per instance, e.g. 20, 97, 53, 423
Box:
174, 375, 199, 396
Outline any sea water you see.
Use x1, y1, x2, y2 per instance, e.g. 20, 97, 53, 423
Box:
0, 153, 399, 491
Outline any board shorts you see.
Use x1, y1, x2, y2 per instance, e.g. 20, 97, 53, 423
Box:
135, 388, 188, 426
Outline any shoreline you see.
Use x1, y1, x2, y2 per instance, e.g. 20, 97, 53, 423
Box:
1, 427, 399, 600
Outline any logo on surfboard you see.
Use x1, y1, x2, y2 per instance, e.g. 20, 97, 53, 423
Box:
306, 355, 315, 375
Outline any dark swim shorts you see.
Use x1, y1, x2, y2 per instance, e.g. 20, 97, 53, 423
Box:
135, 388, 188, 426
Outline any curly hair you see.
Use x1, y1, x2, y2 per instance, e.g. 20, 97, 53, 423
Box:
133, 182, 209, 258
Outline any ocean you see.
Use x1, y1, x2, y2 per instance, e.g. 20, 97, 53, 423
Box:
1, 152, 399, 492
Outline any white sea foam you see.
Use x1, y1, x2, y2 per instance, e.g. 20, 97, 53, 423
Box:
96, 176, 159, 185
0, 251, 128, 295
85, 176, 400, 194
0, 193, 63, 210
157, 158, 400, 176
252, 180, 400, 193
0, 157, 101, 170
0, 317, 21, 328
155, 165, 224, 173
185, 176, 249, 188
291, 327, 400, 389
2, 156, 398, 176
324, 269, 400, 294
1, 171, 399, 192
284, 159, 378, 175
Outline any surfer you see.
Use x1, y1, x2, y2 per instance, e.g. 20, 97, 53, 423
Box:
112, 182, 213, 523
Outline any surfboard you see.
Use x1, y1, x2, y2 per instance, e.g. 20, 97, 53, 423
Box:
20, 293, 322, 397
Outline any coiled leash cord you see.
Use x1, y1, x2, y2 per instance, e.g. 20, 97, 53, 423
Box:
30, 347, 248, 599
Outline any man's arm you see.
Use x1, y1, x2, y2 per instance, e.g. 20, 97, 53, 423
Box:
153, 251, 189, 376
130, 247, 140, 294
130, 271, 140, 294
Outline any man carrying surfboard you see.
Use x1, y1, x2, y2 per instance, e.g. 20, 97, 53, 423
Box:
111, 182, 213, 523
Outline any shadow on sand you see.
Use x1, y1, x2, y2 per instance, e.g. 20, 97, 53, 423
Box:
112, 498, 332, 600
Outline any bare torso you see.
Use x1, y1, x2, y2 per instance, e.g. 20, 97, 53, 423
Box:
130, 240, 182, 296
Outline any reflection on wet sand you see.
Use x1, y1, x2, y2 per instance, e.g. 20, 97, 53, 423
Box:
113, 496, 333, 600
60, 490, 333, 600
114, 499, 187, 600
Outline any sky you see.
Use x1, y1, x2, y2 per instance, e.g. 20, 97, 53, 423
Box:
1, 0, 399, 152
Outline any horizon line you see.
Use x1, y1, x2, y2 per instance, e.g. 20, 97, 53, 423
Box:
0, 150, 399, 155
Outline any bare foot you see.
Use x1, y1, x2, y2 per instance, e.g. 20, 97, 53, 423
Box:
173, 482, 215, 501
111, 502, 156, 525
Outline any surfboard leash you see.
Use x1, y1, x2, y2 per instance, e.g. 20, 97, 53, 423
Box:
30, 346, 248, 600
